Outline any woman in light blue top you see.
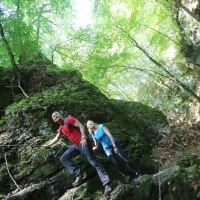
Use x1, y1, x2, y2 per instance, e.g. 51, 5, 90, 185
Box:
87, 120, 141, 182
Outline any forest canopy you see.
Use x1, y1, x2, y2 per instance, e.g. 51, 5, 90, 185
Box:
0, 0, 200, 124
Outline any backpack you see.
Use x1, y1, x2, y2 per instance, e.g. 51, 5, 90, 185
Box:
64, 118, 75, 128
64, 117, 89, 138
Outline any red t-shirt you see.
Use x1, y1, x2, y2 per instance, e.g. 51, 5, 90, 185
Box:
58, 117, 82, 146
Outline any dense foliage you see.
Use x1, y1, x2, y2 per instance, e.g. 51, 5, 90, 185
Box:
1, 1, 200, 198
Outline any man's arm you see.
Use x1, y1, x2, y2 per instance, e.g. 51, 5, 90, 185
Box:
42, 133, 61, 147
73, 119, 87, 138
73, 119, 87, 148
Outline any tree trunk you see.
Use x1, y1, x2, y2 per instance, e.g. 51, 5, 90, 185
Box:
0, 17, 28, 98
0, 22, 18, 69
171, 0, 200, 22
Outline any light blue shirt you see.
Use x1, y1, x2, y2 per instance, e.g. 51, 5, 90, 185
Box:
92, 124, 112, 148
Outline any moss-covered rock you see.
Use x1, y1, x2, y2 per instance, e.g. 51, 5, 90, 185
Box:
162, 164, 200, 200
2, 60, 198, 200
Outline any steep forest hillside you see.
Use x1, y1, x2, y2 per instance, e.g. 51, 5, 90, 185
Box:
0, 63, 200, 200
1, 0, 200, 199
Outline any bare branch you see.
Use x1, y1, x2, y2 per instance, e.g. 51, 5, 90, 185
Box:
137, 23, 181, 46
116, 26, 200, 102
6, 80, 29, 98
17, 79, 29, 98
5, 154, 21, 191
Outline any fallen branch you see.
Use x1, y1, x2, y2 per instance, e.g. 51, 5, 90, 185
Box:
6, 79, 29, 98
1, 144, 41, 147
4, 154, 21, 190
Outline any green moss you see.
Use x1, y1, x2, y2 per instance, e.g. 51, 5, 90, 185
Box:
112, 100, 168, 137
3, 83, 114, 127
0, 115, 9, 126
163, 164, 200, 200
31, 164, 57, 180
186, 164, 200, 173
140, 174, 153, 182
133, 175, 152, 200
0, 61, 172, 199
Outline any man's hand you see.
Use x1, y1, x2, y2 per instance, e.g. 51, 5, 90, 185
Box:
42, 144, 50, 148
80, 138, 87, 148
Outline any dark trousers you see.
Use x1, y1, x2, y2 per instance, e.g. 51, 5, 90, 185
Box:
104, 141, 140, 177
60, 139, 110, 186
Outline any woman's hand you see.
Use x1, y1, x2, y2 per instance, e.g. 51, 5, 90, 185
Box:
113, 146, 119, 154
93, 146, 98, 151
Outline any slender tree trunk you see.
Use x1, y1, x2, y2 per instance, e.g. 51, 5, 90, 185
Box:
17, 0, 22, 51
0, 14, 28, 98
138, 23, 181, 46
36, 15, 42, 45
0, 22, 18, 69
111, 81, 133, 101
171, 0, 200, 22
36, 4, 50, 45
17, 0, 26, 65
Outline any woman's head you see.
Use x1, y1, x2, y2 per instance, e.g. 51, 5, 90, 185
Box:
87, 120, 97, 131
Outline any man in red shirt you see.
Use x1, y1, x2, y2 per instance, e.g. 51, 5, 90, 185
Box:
42, 111, 111, 195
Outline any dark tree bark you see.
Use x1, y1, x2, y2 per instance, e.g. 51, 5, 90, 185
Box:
172, 0, 200, 22
0, 22, 18, 69
0, 14, 28, 97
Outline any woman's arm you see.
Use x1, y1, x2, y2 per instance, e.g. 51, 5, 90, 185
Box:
103, 126, 119, 154
92, 138, 99, 151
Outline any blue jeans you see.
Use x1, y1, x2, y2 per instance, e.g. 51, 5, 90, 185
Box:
60, 139, 110, 186
104, 141, 140, 176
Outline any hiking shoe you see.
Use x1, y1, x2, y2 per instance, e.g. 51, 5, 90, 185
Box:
104, 184, 111, 196
125, 175, 131, 183
72, 174, 83, 187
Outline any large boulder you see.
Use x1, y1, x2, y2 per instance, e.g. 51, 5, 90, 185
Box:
0, 63, 168, 199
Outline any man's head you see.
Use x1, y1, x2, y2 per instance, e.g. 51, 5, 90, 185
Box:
52, 111, 63, 122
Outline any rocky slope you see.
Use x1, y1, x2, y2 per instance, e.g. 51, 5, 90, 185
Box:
0, 62, 199, 199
